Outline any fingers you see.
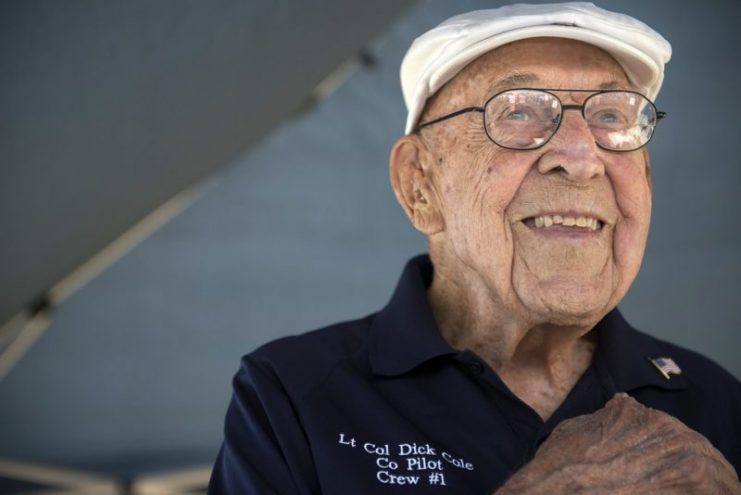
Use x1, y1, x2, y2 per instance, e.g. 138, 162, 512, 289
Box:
535, 395, 741, 493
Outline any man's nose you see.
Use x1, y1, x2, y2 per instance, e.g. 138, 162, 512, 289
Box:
537, 112, 605, 181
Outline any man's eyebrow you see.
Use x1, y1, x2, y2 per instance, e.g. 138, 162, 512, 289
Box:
486, 74, 626, 94
597, 80, 623, 90
488, 73, 539, 93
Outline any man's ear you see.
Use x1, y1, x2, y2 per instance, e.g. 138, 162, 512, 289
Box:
389, 134, 445, 235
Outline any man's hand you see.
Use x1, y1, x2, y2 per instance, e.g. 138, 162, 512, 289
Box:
496, 394, 740, 494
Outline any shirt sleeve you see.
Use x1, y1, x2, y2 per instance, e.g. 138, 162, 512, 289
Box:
209, 355, 320, 495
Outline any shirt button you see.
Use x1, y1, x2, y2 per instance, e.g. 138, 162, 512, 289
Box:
468, 361, 485, 374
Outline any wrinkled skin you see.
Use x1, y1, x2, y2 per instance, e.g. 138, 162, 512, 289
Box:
496, 395, 740, 494
390, 37, 651, 417
389, 38, 740, 492
393, 39, 651, 337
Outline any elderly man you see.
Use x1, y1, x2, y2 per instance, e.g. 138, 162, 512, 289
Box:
210, 3, 741, 493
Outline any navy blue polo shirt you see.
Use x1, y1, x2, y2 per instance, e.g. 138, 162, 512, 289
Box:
210, 255, 741, 494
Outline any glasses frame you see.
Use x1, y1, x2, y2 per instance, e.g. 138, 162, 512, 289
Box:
413, 88, 666, 152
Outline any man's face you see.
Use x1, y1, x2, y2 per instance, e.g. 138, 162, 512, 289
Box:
419, 38, 652, 327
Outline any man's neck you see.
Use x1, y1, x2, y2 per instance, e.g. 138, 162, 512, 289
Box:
426, 258, 598, 420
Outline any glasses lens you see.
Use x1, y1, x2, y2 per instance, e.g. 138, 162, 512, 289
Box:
484, 90, 560, 149
584, 92, 657, 151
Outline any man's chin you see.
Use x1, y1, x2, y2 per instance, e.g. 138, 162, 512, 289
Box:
534, 304, 609, 328
515, 278, 615, 327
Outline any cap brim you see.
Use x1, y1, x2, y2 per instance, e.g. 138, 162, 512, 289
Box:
406, 25, 663, 134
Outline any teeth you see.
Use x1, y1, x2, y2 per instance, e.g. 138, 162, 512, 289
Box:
530, 215, 601, 231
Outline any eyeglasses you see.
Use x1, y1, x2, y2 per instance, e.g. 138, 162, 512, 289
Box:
413, 88, 666, 152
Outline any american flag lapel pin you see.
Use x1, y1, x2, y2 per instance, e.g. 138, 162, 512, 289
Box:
649, 357, 682, 380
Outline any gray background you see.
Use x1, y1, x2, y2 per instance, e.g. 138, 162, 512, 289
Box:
1, 0, 739, 480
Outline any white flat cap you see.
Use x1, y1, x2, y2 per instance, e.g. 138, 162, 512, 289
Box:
401, 2, 672, 133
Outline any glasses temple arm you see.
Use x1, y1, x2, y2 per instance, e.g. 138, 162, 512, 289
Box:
414, 107, 484, 133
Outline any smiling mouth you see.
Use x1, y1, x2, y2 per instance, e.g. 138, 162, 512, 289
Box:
523, 214, 604, 232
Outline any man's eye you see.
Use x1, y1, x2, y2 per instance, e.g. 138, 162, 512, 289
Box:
591, 109, 627, 125
504, 108, 532, 121
597, 112, 619, 123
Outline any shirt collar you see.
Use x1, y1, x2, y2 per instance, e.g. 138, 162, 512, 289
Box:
369, 255, 455, 376
594, 308, 687, 391
370, 254, 688, 391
